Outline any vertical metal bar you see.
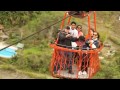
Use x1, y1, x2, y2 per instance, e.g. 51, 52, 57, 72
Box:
60, 12, 67, 29
88, 14, 91, 38
67, 16, 72, 25
94, 11, 96, 31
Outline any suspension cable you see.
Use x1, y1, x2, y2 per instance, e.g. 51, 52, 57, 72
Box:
0, 12, 77, 51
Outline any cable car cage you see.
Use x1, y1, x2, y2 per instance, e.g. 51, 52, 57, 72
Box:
49, 11, 103, 79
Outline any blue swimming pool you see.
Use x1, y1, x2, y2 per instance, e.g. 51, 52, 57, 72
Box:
0, 48, 17, 58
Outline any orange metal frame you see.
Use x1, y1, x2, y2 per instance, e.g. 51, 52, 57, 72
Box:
50, 43, 103, 79
49, 11, 103, 79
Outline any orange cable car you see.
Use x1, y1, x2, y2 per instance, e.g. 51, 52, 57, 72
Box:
50, 11, 103, 79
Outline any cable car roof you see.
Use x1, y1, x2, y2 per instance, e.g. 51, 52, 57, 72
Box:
67, 11, 91, 18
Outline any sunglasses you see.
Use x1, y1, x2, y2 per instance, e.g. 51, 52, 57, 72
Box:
93, 34, 97, 36
77, 28, 82, 29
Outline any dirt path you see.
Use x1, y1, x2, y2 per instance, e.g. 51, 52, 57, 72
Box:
0, 69, 33, 79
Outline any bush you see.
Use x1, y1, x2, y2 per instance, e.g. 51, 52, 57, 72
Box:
109, 36, 120, 46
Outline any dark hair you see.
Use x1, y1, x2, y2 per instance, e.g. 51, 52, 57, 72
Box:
79, 36, 85, 42
66, 26, 70, 30
76, 25, 82, 29
90, 28, 95, 32
97, 32, 100, 40
71, 21, 76, 25
94, 32, 100, 40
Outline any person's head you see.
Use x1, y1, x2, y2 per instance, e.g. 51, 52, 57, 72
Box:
79, 36, 85, 42
65, 26, 70, 33
93, 32, 100, 40
71, 21, 76, 30
76, 25, 82, 32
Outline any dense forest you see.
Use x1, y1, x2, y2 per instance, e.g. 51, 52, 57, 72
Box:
0, 11, 120, 79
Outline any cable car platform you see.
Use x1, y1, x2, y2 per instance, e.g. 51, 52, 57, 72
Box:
53, 65, 90, 79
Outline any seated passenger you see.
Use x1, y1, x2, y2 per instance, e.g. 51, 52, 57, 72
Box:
83, 31, 100, 49
78, 32, 100, 77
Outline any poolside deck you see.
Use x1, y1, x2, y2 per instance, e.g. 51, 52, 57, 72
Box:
0, 42, 17, 58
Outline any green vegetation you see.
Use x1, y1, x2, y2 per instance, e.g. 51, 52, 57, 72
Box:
93, 51, 120, 79
0, 11, 120, 79
109, 36, 120, 46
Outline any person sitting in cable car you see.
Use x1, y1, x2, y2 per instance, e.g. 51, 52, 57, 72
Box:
78, 31, 100, 77
83, 31, 100, 50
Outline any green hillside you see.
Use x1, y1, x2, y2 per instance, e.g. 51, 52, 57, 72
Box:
0, 11, 120, 79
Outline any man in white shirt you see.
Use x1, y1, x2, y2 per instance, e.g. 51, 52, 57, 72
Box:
69, 21, 78, 48
70, 21, 78, 37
